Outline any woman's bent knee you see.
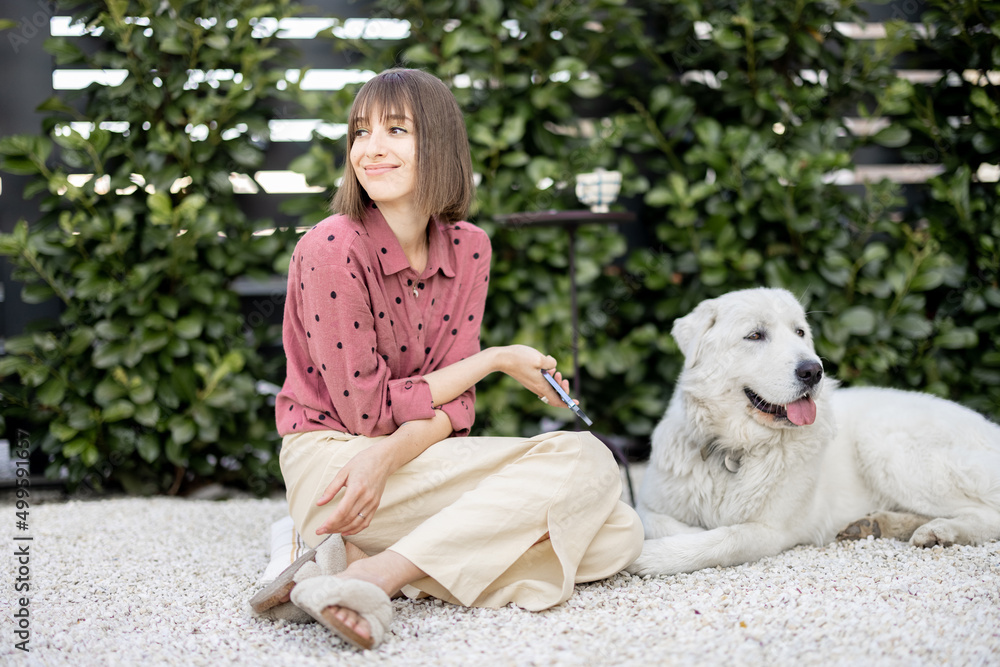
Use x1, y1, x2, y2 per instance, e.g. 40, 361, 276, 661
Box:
566, 431, 622, 496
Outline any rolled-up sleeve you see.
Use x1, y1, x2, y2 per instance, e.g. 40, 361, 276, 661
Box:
386, 376, 435, 425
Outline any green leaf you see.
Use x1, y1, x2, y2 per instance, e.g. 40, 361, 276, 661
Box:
50, 421, 78, 443
67, 404, 97, 431
44, 37, 85, 65
66, 327, 96, 356
839, 306, 877, 336
757, 34, 789, 58
175, 314, 204, 339
441, 26, 492, 58
644, 185, 672, 208
477, 0, 503, 20
135, 401, 161, 427
92, 343, 124, 369
102, 399, 135, 422
972, 132, 998, 154
526, 157, 558, 184
37, 378, 67, 406
935, 328, 978, 349
129, 378, 156, 405
96, 319, 131, 340
694, 118, 722, 148
20, 283, 54, 304
0, 355, 27, 379
158, 296, 180, 319
147, 191, 173, 224
205, 34, 230, 50
873, 124, 911, 148
500, 151, 530, 167
570, 76, 603, 99
649, 86, 673, 114
860, 243, 890, 266
118, 339, 142, 368
226, 142, 263, 168
714, 28, 744, 50
165, 436, 187, 466
0, 156, 39, 174
168, 415, 197, 446
95, 375, 127, 405
892, 313, 933, 340
161, 37, 188, 54
497, 114, 526, 147
81, 444, 100, 468
136, 433, 160, 463
402, 43, 436, 65
63, 437, 91, 458
910, 268, 944, 291
0, 135, 52, 164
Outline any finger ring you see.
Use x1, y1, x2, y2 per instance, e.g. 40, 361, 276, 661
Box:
540, 396, 549, 405
358, 512, 365, 519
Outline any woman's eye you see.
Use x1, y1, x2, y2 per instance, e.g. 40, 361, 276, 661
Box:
389, 126, 408, 135
354, 128, 369, 137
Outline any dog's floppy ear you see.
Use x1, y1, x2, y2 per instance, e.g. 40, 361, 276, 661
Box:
671, 298, 718, 367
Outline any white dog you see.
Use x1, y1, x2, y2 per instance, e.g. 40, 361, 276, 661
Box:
628, 287, 1000, 576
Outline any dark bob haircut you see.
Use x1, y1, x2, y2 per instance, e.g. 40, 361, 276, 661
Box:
331, 68, 475, 223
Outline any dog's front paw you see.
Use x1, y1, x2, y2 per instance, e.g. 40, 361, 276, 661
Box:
624, 535, 705, 577
911, 521, 956, 548
625, 551, 666, 578
836, 516, 881, 541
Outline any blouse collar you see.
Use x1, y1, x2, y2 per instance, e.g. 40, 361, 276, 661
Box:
364, 204, 457, 279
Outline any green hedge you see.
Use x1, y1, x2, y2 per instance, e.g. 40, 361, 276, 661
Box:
0, 0, 301, 493
1, 0, 997, 493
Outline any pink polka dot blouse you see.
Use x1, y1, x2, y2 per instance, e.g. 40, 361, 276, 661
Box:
275, 205, 492, 438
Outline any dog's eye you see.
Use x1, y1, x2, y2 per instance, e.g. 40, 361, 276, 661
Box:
745, 332, 763, 341
795, 328, 806, 337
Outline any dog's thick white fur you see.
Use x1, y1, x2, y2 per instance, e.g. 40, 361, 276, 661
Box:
628, 287, 1000, 576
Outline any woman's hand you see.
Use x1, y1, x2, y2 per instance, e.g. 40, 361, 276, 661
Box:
498, 345, 575, 407
315, 446, 392, 537
313, 410, 454, 537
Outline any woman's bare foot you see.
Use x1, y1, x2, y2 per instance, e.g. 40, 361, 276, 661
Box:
321, 549, 425, 642
267, 540, 371, 608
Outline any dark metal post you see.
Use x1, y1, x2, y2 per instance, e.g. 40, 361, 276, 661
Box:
567, 223, 580, 399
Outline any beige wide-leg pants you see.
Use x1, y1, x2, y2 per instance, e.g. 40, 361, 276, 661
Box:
279, 429, 643, 612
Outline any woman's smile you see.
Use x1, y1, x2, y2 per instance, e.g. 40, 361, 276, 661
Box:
364, 163, 400, 176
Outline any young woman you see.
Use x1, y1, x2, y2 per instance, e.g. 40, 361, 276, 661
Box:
258, 68, 642, 650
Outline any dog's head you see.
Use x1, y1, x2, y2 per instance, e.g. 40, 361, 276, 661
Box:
672, 288, 826, 431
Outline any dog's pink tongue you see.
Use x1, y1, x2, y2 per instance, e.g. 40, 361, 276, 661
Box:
787, 396, 817, 426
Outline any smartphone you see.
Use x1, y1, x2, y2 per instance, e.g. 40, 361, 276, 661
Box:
541, 370, 593, 426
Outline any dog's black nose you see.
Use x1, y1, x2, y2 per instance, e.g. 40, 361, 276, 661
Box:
796, 360, 823, 387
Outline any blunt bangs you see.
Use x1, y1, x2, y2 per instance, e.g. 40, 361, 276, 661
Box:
347, 73, 416, 144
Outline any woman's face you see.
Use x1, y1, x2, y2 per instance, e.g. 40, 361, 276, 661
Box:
350, 109, 417, 210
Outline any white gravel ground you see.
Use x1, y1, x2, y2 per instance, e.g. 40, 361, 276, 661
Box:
2, 493, 998, 667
